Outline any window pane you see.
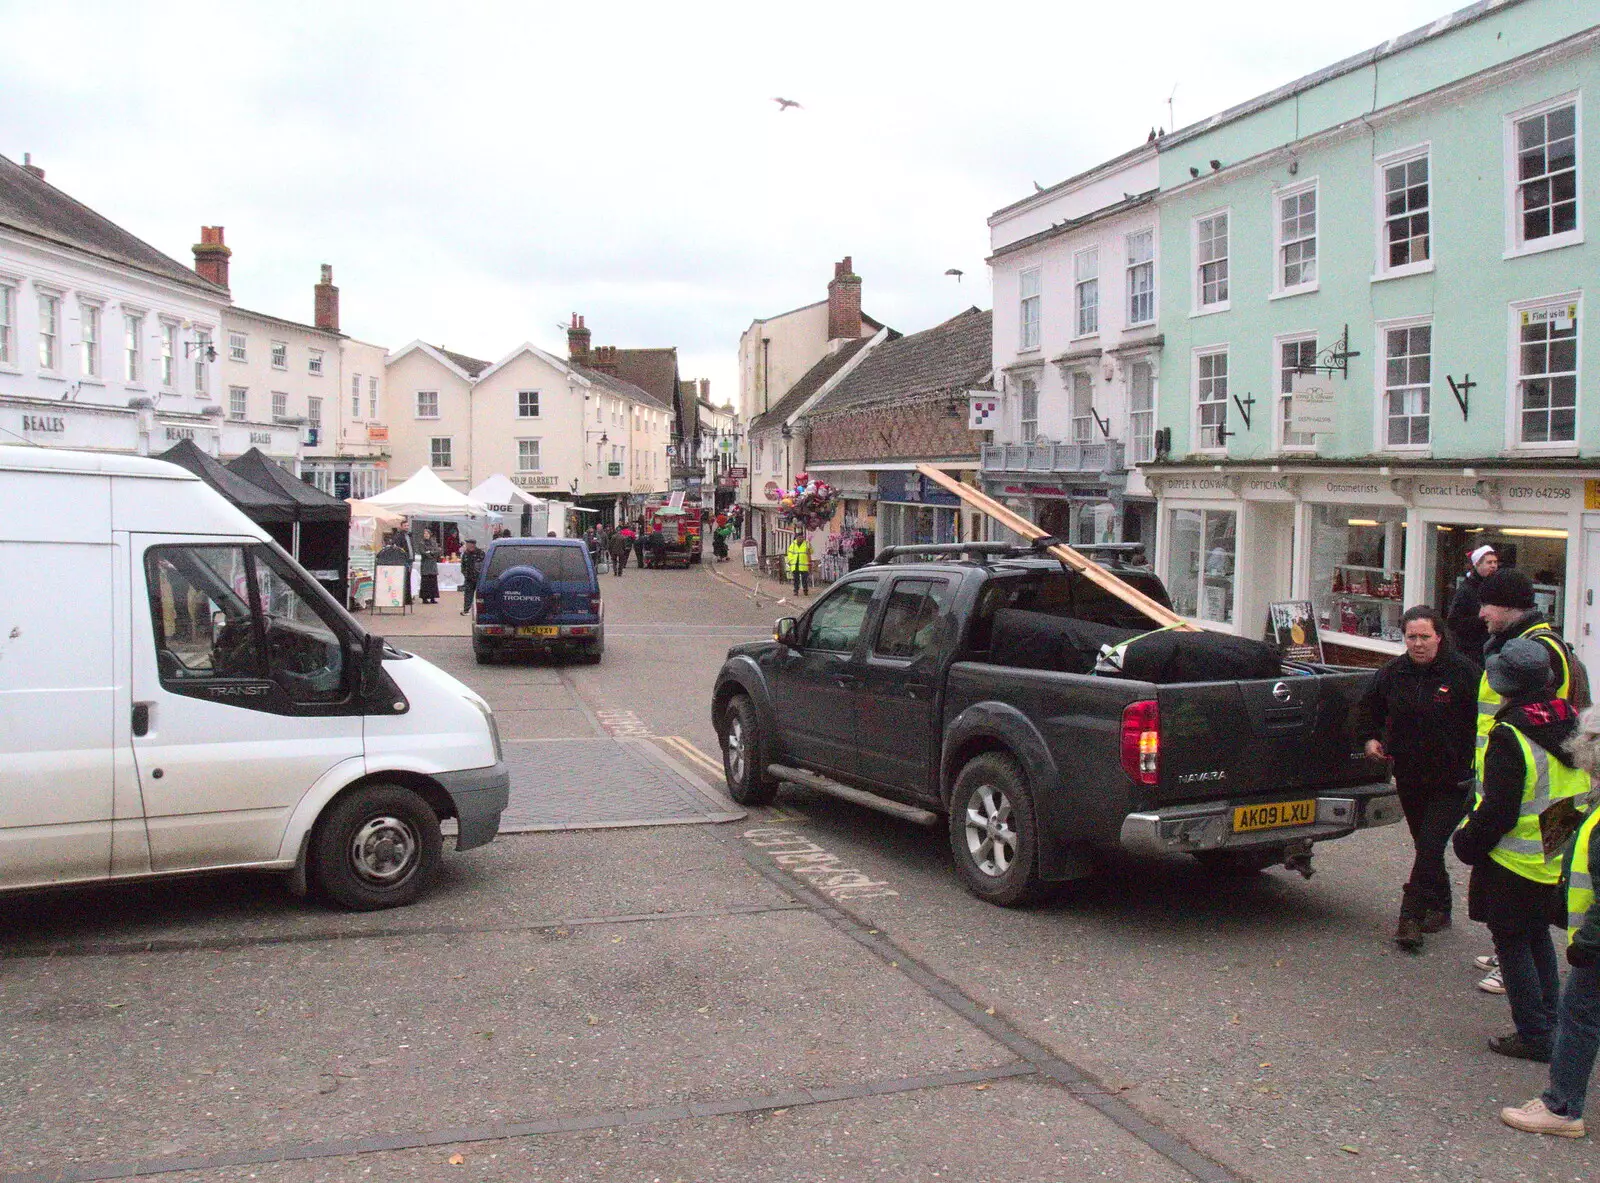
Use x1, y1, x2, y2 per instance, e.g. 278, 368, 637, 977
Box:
804, 582, 878, 652
146, 546, 265, 681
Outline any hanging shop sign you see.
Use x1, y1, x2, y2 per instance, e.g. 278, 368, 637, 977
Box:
1288, 374, 1336, 435
968, 394, 1000, 430
763, 480, 782, 502
1268, 600, 1324, 664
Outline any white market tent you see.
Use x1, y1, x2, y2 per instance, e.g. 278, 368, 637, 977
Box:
361, 467, 492, 519
468, 474, 545, 513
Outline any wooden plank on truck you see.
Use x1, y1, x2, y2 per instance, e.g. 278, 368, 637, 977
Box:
913, 464, 1195, 631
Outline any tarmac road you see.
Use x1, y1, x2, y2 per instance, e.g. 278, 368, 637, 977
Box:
1, 559, 1593, 1181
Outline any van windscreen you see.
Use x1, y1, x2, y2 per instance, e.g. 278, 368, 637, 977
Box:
486, 545, 590, 582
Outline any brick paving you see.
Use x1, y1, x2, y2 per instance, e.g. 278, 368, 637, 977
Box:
499, 736, 743, 832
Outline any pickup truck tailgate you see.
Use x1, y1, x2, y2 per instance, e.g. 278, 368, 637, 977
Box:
1156, 671, 1381, 803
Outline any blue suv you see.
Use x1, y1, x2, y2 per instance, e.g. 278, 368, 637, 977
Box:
473, 539, 603, 664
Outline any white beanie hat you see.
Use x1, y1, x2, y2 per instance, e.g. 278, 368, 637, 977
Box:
1469, 544, 1497, 566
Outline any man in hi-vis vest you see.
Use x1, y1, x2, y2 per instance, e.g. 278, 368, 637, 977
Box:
1454, 639, 1588, 1064
1501, 711, 1600, 1139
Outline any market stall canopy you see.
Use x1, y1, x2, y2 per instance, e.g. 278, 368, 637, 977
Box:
468, 474, 545, 510
347, 499, 406, 528
154, 438, 297, 525
362, 466, 492, 519
227, 448, 350, 524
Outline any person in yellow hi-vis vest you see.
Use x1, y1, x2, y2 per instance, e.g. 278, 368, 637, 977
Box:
1502, 712, 1600, 1139
1454, 638, 1588, 1065
785, 535, 813, 597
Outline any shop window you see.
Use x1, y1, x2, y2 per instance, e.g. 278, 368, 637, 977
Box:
1166, 507, 1235, 625
1310, 504, 1407, 642
1383, 324, 1431, 447
1278, 337, 1317, 449
1516, 301, 1577, 445
1432, 525, 1566, 634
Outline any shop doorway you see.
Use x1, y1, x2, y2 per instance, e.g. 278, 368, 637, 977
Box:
1430, 524, 1567, 632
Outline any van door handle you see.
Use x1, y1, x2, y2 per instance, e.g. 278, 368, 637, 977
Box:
131, 702, 151, 737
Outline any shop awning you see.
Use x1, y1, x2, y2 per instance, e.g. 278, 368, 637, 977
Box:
227, 448, 350, 524
154, 438, 297, 525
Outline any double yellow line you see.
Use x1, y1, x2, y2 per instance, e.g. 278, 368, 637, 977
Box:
656, 734, 726, 780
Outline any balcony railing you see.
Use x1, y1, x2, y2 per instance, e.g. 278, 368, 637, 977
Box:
982, 439, 1125, 475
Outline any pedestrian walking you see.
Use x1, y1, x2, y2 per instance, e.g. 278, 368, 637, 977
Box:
712, 520, 731, 561
1447, 545, 1499, 656
1356, 605, 1480, 950
632, 521, 646, 571
459, 538, 483, 616
610, 525, 634, 576
1500, 707, 1600, 1139
418, 530, 441, 604
785, 534, 813, 596
1453, 638, 1589, 1063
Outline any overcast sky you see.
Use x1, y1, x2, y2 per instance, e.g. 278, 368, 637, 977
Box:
3, 0, 1461, 413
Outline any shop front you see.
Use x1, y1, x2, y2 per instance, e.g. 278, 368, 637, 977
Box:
874, 469, 983, 550
1148, 463, 1599, 667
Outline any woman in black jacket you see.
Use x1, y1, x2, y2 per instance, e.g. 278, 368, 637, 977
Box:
1356, 605, 1481, 950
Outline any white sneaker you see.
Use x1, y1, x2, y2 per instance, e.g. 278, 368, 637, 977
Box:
1474, 953, 1499, 972
1500, 1098, 1586, 1139
1477, 966, 1506, 995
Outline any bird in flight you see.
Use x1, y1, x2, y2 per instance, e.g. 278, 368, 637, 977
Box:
773, 97, 801, 111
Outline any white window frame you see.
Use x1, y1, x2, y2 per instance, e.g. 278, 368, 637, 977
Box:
122, 310, 143, 385
228, 332, 247, 363
1193, 346, 1229, 453
1506, 292, 1581, 453
271, 390, 289, 420
36, 288, 62, 373
350, 374, 362, 420
0, 278, 16, 368
1125, 229, 1156, 326
159, 320, 178, 389
430, 437, 453, 469
518, 389, 541, 418
1373, 144, 1434, 280
270, 340, 288, 371
1068, 369, 1095, 443
368, 376, 378, 420
308, 349, 324, 376
1072, 249, 1099, 339
415, 389, 439, 420
1192, 209, 1230, 314
192, 327, 212, 397
1017, 375, 1040, 443
1372, 317, 1433, 453
517, 438, 542, 472
78, 299, 102, 380
228, 386, 248, 421
307, 396, 322, 431
1018, 267, 1041, 352
1503, 91, 1583, 259
1272, 180, 1319, 297
1126, 356, 1157, 464
1274, 333, 1319, 453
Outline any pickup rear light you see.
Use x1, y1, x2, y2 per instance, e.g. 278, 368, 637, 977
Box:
1121, 699, 1160, 786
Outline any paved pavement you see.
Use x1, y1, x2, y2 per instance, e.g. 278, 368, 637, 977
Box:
2, 558, 1595, 1182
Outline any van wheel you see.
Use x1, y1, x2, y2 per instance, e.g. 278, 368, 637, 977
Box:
722, 696, 779, 805
949, 753, 1041, 907
310, 784, 442, 910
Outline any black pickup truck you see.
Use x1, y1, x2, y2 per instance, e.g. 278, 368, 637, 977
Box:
711, 543, 1403, 906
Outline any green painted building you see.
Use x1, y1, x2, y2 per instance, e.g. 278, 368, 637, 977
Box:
1143, 0, 1598, 664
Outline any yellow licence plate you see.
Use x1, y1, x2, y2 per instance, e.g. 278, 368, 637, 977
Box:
1233, 799, 1316, 833
518, 626, 560, 637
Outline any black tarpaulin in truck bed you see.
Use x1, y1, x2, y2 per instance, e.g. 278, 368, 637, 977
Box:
989, 608, 1281, 682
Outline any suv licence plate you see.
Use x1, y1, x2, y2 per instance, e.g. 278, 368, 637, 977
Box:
518, 626, 560, 637
1233, 799, 1315, 833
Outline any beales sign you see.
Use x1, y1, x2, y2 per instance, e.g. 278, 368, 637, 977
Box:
20, 414, 65, 433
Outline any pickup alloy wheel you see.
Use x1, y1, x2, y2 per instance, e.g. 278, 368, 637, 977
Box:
721, 695, 779, 806
949, 752, 1040, 907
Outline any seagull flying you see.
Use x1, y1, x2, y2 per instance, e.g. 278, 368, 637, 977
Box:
773, 97, 801, 111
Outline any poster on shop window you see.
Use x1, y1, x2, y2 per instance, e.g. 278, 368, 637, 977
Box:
1268, 600, 1323, 664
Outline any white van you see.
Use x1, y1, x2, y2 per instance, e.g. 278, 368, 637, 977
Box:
0, 446, 508, 910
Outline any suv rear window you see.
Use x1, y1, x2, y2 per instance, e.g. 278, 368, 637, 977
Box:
485, 544, 591, 582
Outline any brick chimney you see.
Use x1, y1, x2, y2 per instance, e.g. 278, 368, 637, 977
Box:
567, 314, 591, 364
591, 345, 619, 375
313, 264, 340, 331
21, 153, 44, 181
699, 379, 710, 400
827, 256, 862, 342
192, 226, 231, 289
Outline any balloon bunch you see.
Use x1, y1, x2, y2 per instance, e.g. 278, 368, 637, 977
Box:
776, 473, 839, 531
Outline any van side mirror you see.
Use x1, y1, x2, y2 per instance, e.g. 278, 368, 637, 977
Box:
775, 617, 799, 648
358, 633, 386, 696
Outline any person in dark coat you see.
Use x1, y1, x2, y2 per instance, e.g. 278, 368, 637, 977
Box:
1447, 545, 1498, 656
609, 526, 634, 576
458, 539, 483, 616
418, 530, 441, 604
632, 520, 647, 570
1454, 639, 1583, 1063
1356, 605, 1480, 949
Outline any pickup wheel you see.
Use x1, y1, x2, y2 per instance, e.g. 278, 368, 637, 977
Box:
309, 784, 443, 911
721, 695, 779, 806
949, 752, 1041, 907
